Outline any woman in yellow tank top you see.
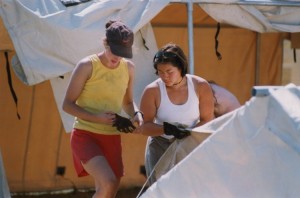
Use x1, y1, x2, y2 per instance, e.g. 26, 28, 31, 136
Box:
62, 20, 143, 198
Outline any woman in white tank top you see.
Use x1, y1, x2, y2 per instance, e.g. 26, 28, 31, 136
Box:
138, 43, 215, 185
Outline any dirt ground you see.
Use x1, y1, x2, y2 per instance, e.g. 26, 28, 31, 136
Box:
11, 187, 145, 198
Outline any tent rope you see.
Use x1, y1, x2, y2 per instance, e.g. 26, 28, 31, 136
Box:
136, 144, 176, 197
215, 22, 222, 60
139, 30, 149, 50
136, 164, 156, 198
5, 51, 21, 120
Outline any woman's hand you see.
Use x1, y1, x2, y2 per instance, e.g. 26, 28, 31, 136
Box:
113, 114, 136, 133
131, 111, 144, 134
95, 111, 116, 125
132, 111, 144, 127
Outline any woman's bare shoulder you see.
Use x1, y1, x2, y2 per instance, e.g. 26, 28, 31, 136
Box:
189, 74, 210, 92
142, 79, 161, 97
124, 59, 135, 69
74, 56, 93, 74
189, 74, 208, 84
144, 79, 160, 90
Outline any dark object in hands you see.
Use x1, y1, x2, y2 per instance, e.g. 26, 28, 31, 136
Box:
163, 122, 191, 139
113, 114, 136, 133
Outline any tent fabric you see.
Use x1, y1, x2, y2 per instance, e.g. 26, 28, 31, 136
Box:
144, 109, 238, 185
140, 84, 300, 198
0, 0, 169, 85
0, 150, 11, 198
0, 0, 299, 86
151, 2, 286, 105
145, 131, 213, 186
0, 57, 148, 192
197, 0, 300, 33
0, 0, 291, 132
0, 0, 295, 193
0, 0, 168, 132
0, 17, 13, 51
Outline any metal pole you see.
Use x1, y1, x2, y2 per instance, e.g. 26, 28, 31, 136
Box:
187, 0, 194, 74
255, 32, 261, 85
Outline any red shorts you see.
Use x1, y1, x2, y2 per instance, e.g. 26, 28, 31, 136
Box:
70, 128, 124, 178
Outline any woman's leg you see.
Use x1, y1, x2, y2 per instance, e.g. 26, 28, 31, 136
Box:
145, 136, 172, 185
82, 156, 120, 198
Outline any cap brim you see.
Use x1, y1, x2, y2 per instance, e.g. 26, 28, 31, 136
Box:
109, 43, 133, 59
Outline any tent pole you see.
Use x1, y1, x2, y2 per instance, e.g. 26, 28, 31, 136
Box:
187, 0, 194, 74
255, 32, 261, 85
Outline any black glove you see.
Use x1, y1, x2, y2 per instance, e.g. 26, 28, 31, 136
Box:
113, 114, 136, 133
163, 122, 191, 139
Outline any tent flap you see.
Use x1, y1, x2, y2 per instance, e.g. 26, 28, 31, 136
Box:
0, 0, 169, 85
141, 84, 300, 198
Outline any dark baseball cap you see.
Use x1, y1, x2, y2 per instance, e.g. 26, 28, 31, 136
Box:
106, 21, 134, 58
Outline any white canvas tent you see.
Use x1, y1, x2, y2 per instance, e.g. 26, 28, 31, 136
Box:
1, 0, 300, 132
0, 0, 300, 194
140, 84, 300, 197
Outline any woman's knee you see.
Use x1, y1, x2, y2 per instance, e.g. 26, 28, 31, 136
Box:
94, 177, 120, 197
93, 170, 119, 188
103, 176, 119, 188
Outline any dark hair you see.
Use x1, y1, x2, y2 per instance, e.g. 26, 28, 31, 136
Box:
153, 43, 188, 77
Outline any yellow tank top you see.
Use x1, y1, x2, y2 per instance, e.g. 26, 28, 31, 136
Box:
73, 54, 129, 135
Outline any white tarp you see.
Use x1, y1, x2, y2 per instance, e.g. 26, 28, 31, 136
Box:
140, 84, 300, 198
0, 0, 169, 85
196, 0, 300, 32
1, 0, 300, 85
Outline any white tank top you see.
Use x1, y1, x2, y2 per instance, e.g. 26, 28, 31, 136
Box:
155, 74, 200, 138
